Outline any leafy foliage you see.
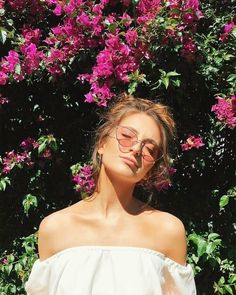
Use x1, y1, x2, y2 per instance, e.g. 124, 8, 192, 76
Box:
0, 0, 235, 294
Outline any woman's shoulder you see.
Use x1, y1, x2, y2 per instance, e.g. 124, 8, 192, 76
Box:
144, 208, 187, 265
37, 204, 83, 261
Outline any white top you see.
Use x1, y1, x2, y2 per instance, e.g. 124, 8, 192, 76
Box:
25, 245, 197, 295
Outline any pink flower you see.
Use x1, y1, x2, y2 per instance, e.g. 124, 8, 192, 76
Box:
136, 0, 161, 15
125, 29, 138, 46
211, 96, 236, 129
20, 137, 39, 151
120, 12, 132, 27
2, 258, 8, 265
53, 4, 63, 16
72, 164, 95, 194
84, 92, 95, 103
0, 94, 9, 105
20, 43, 44, 75
1, 50, 20, 74
180, 36, 197, 61
0, 71, 8, 85
76, 12, 91, 26
121, 0, 130, 6
136, 0, 161, 24
224, 23, 235, 33
0, 0, 5, 9
2, 150, 30, 174
47, 64, 63, 77
40, 149, 52, 159
8, 0, 24, 10
64, 2, 76, 14
219, 22, 236, 42
93, 49, 113, 78
154, 179, 172, 191
181, 135, 205, 151
183, 0, 203, 20
22, 27, 41, 45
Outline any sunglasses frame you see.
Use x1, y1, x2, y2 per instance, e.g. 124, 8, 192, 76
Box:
109, 125, 161, 163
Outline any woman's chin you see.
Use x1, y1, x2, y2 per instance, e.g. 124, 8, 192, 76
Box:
104, 164, 143, 183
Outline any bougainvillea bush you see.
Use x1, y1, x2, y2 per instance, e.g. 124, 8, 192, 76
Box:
0, 0, 235, 294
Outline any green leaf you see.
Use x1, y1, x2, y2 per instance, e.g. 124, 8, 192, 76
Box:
167, 71, 181, 77
38, 141, 47, 154
0, 8, 5, 16
231, 27, 236, 38
206, 241, 218, 254
15, 63, 21, 75
7, 254, 15, 263
197, 239, 207, 257
108, 23, 117, 33
0, 179, 6, 191
208, 233, 220, 240
229, 274, 236, 284
22, 194, 38, 216
162, 77, 169, 89
14, 262, 23, 273
225, 285, 233, 295
5, 264, 13, 275
0, 27, 7, 44
219, 195, 229, 208
223, 54, 234, 61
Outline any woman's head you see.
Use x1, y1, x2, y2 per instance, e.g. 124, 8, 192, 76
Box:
91, 93, 176, 191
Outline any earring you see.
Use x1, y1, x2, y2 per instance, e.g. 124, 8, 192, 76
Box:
96, 152, 102, 168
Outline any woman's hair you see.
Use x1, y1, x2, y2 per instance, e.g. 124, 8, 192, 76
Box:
90, 93, 176, 195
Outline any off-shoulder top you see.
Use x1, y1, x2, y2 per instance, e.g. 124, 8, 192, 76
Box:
25, 245, 197, 295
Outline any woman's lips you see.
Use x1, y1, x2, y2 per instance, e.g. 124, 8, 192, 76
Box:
120, 156, 138, 168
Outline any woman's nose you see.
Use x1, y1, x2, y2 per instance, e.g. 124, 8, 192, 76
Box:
129, 142, 143, 156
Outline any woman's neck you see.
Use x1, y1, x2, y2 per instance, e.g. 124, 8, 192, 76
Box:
89, 165, 137, 219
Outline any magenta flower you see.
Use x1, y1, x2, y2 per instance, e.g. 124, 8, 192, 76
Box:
20, 137, 39, 151
180, 36, 197, 61
154, 179, 172, 191
219, 22, 236, 42
2, 150, 30, 174
1, 50, 20, 74
0, 94, 9, 105
125, 29, 138, 46
181, 135, 205, 151
77, 12, 91, 26
72, 164, 95, 195
53, 4, 63, 16
22, 27, 41, 45
93, 49, 113, 78
39, 149, 52, 159
0, 71, 8, 85
0, 0, 4, 9
120, 12, 132, 27
20, 43, 44, 75
211, 96, 236, 129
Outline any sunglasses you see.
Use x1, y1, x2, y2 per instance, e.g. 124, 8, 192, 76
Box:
109, 125, 161, 163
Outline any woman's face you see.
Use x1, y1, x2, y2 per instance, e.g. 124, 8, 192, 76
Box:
98, 112, 162, 185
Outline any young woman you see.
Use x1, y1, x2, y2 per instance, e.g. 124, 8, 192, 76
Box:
25, 94, 197, 295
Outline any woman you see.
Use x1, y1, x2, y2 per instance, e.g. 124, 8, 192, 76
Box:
25, 93, 197, 295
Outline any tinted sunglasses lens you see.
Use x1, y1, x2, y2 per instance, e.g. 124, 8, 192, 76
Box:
142, 143, 159, 162
116, 126, 136, 148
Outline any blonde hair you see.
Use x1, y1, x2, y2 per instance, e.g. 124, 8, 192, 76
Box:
90, 93, 176, 194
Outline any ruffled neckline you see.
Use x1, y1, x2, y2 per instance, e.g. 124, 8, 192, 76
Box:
37, 245, 189, 270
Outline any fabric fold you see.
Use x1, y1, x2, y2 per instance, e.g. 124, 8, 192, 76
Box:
25, 246, 196, 295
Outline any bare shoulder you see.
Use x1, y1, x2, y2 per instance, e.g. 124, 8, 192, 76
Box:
150, 210, 187, 265
37, 208, 74, 261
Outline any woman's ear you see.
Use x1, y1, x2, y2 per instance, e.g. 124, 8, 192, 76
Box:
97, 147, 104, 155
97, 139, 106, 155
